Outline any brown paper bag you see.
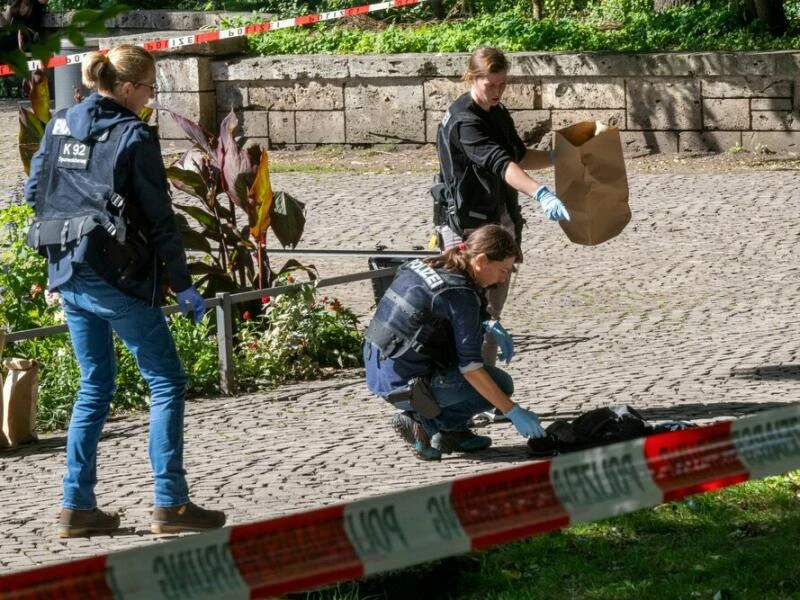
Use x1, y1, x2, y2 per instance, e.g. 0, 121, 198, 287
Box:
554, 121, 631, 245
1, 357, 39, 447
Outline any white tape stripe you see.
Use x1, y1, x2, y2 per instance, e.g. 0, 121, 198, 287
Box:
273, 17, 299, 29
168, 35, 197, 48
320, 9, 347, 19
344, 481, 469, 575
105, 528, 248, 599
732, 404, 800, 480
551, 437, 663, 523
369, 1, 395, 11
220, 26, 245, 38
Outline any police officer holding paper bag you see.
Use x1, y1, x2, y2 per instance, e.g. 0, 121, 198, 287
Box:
364, 224, 548, 461
433, 46, 570, 364
24, 44, 225, 537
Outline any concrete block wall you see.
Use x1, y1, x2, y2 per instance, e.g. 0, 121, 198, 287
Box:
153, 50, 800, 155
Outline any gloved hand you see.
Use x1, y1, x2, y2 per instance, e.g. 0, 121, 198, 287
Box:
534, 185, 570, 222
483, 319, 514, 363
505, 404, 546, 439
176, 285, 205, 324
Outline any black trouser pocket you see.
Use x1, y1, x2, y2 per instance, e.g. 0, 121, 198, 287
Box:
409, 376, 441, 418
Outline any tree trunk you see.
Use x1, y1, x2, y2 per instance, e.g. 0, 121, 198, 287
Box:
744, 0, 789, 35
654, 0, 697, 10
532, 0, 543, 20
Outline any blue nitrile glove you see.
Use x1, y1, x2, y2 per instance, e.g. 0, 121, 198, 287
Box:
534, 185, 570, 222
505, 404, 547, 439
176, 285, 205, 324
483, 319, 514, 364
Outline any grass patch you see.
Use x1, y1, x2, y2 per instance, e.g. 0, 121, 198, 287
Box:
288, 472, 800, 599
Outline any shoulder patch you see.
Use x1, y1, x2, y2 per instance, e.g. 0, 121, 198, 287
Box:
52, 118, 70, 137
407, 259, 445, 290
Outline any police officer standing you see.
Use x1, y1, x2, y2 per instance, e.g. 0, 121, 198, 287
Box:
25, 44, 226, 537
363, 224, 548, 461
433, 46, 570, 371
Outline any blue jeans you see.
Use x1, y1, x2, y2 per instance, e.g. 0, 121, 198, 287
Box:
417, 365, 513, 437
59, 265, 189, 510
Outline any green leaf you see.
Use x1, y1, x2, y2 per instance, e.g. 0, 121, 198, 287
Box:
174, 203, 219, 231
270, 191, 306, 249
179, 229, 214, 253
167, 165, 209, 203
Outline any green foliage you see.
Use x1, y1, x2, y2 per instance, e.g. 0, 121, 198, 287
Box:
169, 314, 220, 396
0, 204, 357, 431
0, 4, 127, 80
0, 202, 219, 430
235, 271, 363, 388
248, 0, 800, 54
0, 203, 57, 333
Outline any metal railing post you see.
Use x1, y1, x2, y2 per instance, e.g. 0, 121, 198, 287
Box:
215, 292, 235, 395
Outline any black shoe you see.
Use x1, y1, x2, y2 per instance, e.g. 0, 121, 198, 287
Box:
151, 502, 226, 534
392, 411, 442, 461
58, 507, 121, 538
431, 429, 492, 454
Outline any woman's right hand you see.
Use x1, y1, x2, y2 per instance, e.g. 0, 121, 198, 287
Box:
505, 404, 547, 438
534, 185, 570, 221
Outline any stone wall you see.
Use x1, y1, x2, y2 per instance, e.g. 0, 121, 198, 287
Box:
134, 47, 800, 155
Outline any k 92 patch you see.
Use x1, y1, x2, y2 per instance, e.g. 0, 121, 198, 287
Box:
57, 138, 91, 169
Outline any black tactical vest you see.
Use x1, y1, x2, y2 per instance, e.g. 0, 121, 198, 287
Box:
364, 260, 484, 368
27, 112, 157, 301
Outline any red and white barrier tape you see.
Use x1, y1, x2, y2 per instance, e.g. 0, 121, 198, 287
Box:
0, 0, 424, 78
1, 403, 798, 598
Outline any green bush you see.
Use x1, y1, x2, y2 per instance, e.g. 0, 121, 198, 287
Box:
0, 203, 220, 429
235, 272, 363, 389
248, 0, 800, 55
0, 203, 57, 333
0, 203, 363, 430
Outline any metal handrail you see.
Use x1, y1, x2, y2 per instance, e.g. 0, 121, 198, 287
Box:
4, 266, 402, 394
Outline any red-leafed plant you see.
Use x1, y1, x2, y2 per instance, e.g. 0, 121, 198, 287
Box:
164, 108, 308, 295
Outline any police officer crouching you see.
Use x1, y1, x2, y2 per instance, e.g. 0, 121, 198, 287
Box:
363, 224, 548, 460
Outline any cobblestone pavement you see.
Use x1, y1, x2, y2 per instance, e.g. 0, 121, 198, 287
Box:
1, 98, 799, 577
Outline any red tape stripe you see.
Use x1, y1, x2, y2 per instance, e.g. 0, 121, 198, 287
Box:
229, 505, 362, 597
645, 421, 749, 502
0, 556, 111, 599
451, 461, 570, 550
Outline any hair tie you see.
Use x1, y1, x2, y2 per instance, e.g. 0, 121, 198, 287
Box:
457, 242, 467, 251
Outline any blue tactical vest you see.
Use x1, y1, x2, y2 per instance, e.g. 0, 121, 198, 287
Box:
364, 259, 484, 368
27, 111, 158, 301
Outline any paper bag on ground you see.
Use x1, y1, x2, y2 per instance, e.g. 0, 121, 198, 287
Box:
1, 357, 39, 447
554, 121, 631, 245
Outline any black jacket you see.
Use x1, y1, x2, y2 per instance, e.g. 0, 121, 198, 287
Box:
434, 92, 527, 243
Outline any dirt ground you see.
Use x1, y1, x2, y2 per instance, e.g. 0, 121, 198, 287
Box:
265, 144, 800, 175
